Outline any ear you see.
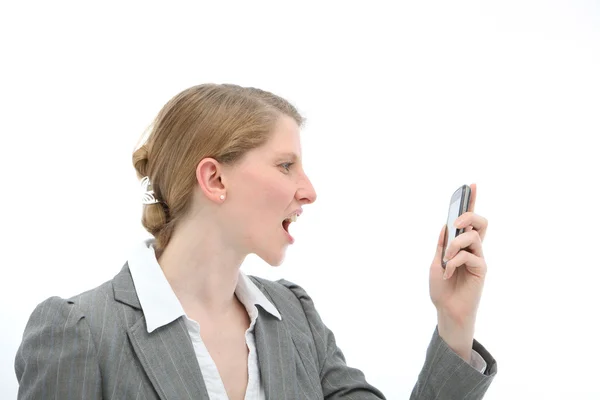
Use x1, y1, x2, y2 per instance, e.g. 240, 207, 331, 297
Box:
196, 158, 226, 203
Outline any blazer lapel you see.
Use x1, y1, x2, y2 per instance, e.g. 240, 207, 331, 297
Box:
113, 264, 209, 400
128, 317, 209, 400
254, 307, 298, 400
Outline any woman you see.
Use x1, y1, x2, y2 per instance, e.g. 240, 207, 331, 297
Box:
15, 84, 497, 399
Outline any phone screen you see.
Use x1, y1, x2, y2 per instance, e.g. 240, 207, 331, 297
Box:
445, 197, 462, 254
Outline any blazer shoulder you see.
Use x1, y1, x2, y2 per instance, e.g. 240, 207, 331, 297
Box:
23, 277, 114, 325
65, 263, 139, 316
249, 277, 326, 341
24, 266, 138, 343
67, 279, 114, 310
19, 278, 115, 341
22, 295, 85, 332
16, 296, 104, 398
248, 275, 314, 310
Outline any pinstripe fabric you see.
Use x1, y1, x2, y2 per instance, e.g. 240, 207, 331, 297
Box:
15, 264, 497, 400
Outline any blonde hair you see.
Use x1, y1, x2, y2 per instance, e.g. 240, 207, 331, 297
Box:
132, 83, 305, 252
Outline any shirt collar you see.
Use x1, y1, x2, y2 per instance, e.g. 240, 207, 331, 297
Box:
127, 238, 281, 333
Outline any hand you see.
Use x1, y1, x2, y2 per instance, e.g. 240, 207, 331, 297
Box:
429, 183, 489, 360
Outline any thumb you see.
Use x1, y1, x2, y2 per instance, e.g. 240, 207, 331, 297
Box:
434, 224, 447, 265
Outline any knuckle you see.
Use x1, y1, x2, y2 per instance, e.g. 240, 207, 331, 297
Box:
448, 240, 457, 252
468, 230, 480, 242
458, 249, 469, 259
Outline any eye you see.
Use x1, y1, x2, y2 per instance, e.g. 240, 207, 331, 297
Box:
279, 162, 294, 173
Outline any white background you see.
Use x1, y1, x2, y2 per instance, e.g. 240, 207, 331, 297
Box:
1, 1, 599, 398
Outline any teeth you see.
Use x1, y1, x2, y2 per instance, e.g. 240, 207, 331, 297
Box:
285, 214, 298, 223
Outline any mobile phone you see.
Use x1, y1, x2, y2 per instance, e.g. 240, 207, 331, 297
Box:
441, 184, 471, 269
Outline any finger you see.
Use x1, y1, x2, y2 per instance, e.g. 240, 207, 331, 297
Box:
443, 250, 486, 280
468, 183, 477, 213
443, 230, 483, 260
454, 212, 488, 241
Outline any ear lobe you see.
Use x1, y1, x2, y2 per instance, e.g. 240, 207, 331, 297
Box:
196, 158, 226, 202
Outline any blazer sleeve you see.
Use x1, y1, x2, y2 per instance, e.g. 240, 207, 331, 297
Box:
280, 280, 497, 400
409, 326, 497, 399
14, 296, 102, 400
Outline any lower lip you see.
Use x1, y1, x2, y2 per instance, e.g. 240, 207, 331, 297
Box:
282, 227, 295, 244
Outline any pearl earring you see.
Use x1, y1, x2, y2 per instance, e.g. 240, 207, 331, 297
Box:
219, 194, 225, 200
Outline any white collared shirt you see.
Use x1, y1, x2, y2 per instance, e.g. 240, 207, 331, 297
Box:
127, 238, 487, 400
127, 238, 280, 400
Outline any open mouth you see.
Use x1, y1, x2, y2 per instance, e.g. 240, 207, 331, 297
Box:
281, 213, 299, 242
281, 213, 297, 233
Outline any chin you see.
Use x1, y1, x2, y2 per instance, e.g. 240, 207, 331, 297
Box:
255, 247, 287, 267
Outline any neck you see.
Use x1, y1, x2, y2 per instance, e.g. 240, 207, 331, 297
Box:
157, 216, 246, 317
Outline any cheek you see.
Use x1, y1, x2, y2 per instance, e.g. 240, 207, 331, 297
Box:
244, 172, 294, 212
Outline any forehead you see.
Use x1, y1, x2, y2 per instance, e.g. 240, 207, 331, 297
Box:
261, 115, 302, 156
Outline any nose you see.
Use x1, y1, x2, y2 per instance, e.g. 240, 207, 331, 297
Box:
296, 171, 317, 205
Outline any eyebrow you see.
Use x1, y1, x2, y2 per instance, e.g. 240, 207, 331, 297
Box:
275, 152, 299, 162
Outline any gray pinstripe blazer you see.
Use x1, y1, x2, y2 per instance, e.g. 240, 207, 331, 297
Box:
15, 264, 497, 399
